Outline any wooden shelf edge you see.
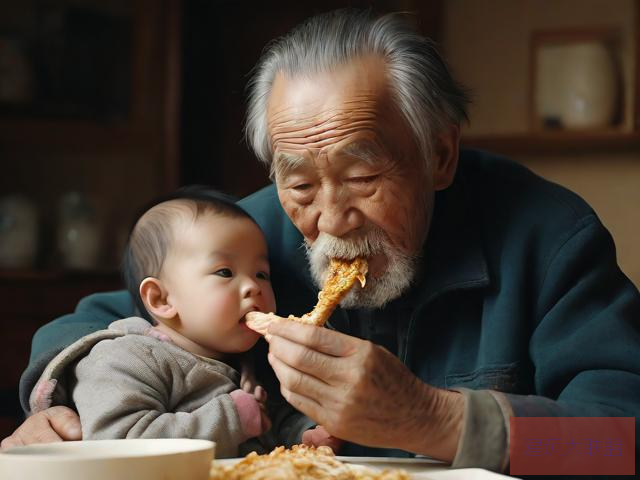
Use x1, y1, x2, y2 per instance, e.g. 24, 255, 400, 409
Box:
462, 131, 640, 155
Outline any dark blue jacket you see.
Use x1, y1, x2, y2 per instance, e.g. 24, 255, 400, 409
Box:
21, 149, 640, 468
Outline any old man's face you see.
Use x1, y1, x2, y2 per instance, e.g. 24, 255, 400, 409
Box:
267, 56, 435, 307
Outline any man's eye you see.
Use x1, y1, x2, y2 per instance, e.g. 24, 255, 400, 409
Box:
214, 268, 233, 278
257, 271, 270, 281
349, 175, 378, 184
292, 183, 312, 191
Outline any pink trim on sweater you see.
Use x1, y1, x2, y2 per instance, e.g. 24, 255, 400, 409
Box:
30, 379, 57, 413
229, 389, 262, 438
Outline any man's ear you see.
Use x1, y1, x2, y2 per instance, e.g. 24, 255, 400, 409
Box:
433, 124, 460, 191
139, 277, 177, 321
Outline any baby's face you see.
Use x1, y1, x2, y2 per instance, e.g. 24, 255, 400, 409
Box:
161, 213, 276, 355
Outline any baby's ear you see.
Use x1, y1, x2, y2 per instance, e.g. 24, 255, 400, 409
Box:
140, 277, 177, 320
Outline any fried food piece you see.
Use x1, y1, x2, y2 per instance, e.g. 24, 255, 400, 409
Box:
298, 257, 368, 326
245, 258, 367, 333
209, 444, 409, 480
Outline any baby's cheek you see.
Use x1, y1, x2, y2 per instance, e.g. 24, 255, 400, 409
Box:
265, 289, 277, 312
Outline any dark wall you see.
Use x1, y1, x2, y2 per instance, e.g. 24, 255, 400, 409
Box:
180, 0, 442, 197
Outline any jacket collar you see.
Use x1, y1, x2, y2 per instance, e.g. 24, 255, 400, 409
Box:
412, 154, 491, 307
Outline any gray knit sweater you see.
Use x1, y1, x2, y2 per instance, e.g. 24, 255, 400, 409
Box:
29, 317, 314, 458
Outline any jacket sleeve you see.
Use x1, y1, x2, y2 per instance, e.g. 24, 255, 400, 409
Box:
515, 215, 640, 416
453, 215, 640, 471
19, 291, 134, 413
72, 337, 258, 458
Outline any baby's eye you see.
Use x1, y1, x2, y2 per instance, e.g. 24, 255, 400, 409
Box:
214, 268, 233, 278
257, 271, 270, 281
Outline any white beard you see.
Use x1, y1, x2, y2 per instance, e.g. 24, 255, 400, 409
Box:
304, 228, 418, 309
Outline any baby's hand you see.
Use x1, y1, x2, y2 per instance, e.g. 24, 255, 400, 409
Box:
258, 400, 271, 433
230, 389, 271, 437
301, 425, 344, 453
252, 385, 267, 404
253, 386, 270, 433
240, 357, 266, 400
238, 356, 270, 433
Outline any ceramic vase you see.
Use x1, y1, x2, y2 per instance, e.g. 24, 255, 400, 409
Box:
559, 41, 618, 129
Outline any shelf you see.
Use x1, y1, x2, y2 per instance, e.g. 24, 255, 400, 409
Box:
462, 130, 640, 156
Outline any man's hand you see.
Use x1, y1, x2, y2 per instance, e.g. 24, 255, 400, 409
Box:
0, 406, 82, 449
263, 317, 464, 462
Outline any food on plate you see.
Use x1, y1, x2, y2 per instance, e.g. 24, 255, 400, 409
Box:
245, 258, 367, 334
209, 444, 408, 480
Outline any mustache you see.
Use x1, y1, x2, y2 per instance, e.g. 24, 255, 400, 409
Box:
304, 228, 418, 308
304, 228, 388, 259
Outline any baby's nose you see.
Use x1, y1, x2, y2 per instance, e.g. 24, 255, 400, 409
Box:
241, 277, 261, 298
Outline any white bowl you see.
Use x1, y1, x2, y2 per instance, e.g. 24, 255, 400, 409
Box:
0, 438, 215, 480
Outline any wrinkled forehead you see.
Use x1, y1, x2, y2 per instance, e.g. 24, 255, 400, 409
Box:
266, 56, 393, 156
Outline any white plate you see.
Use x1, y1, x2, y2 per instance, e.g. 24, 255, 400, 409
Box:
0, 438, 215, 480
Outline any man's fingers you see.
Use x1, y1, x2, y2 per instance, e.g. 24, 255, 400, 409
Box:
267, 334, 341, 384
278, 386, 323, 425
0, 408, 76, 450
266, 320, 356, 357
0, 433, 25, 449
21, 425, 64, 445
267, 352, 325, 420
44, 406, 82, 441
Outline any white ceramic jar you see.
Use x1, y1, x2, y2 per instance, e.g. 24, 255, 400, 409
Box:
57, 192, 101, 270
0, 195, 38, 268
558, 41, 618, 129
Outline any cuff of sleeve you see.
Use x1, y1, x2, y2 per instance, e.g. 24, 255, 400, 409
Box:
450, 388, 509, 472
288, 417, 317, 447
230, 389, 262, 439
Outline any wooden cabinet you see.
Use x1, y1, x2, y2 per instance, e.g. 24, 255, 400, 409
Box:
0, 0, 179, 440
0, 0, 180, 271
0, 271, 123, 438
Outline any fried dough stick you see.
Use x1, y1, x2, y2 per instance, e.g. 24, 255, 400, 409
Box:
246, 258, 367, 333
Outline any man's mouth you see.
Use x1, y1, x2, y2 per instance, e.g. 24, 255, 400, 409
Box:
328, 253, 385, 280
366, 254, 387, 279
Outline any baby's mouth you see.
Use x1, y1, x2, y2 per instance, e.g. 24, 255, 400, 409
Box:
240, 306, 261, 323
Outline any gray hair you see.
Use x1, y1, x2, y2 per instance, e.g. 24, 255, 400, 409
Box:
245, 8, 470, 171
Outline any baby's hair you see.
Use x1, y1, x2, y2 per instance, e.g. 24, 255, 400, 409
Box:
122, 185, 257, 322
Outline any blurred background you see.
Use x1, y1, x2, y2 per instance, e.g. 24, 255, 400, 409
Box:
0, 0, 638, 438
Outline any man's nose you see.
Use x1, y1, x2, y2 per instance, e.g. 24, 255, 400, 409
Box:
316, 186, 364, 237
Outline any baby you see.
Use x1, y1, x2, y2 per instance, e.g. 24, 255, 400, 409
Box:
28, 186, 323, 457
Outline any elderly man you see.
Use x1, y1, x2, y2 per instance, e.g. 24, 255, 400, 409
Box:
4, 9, 640, 472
